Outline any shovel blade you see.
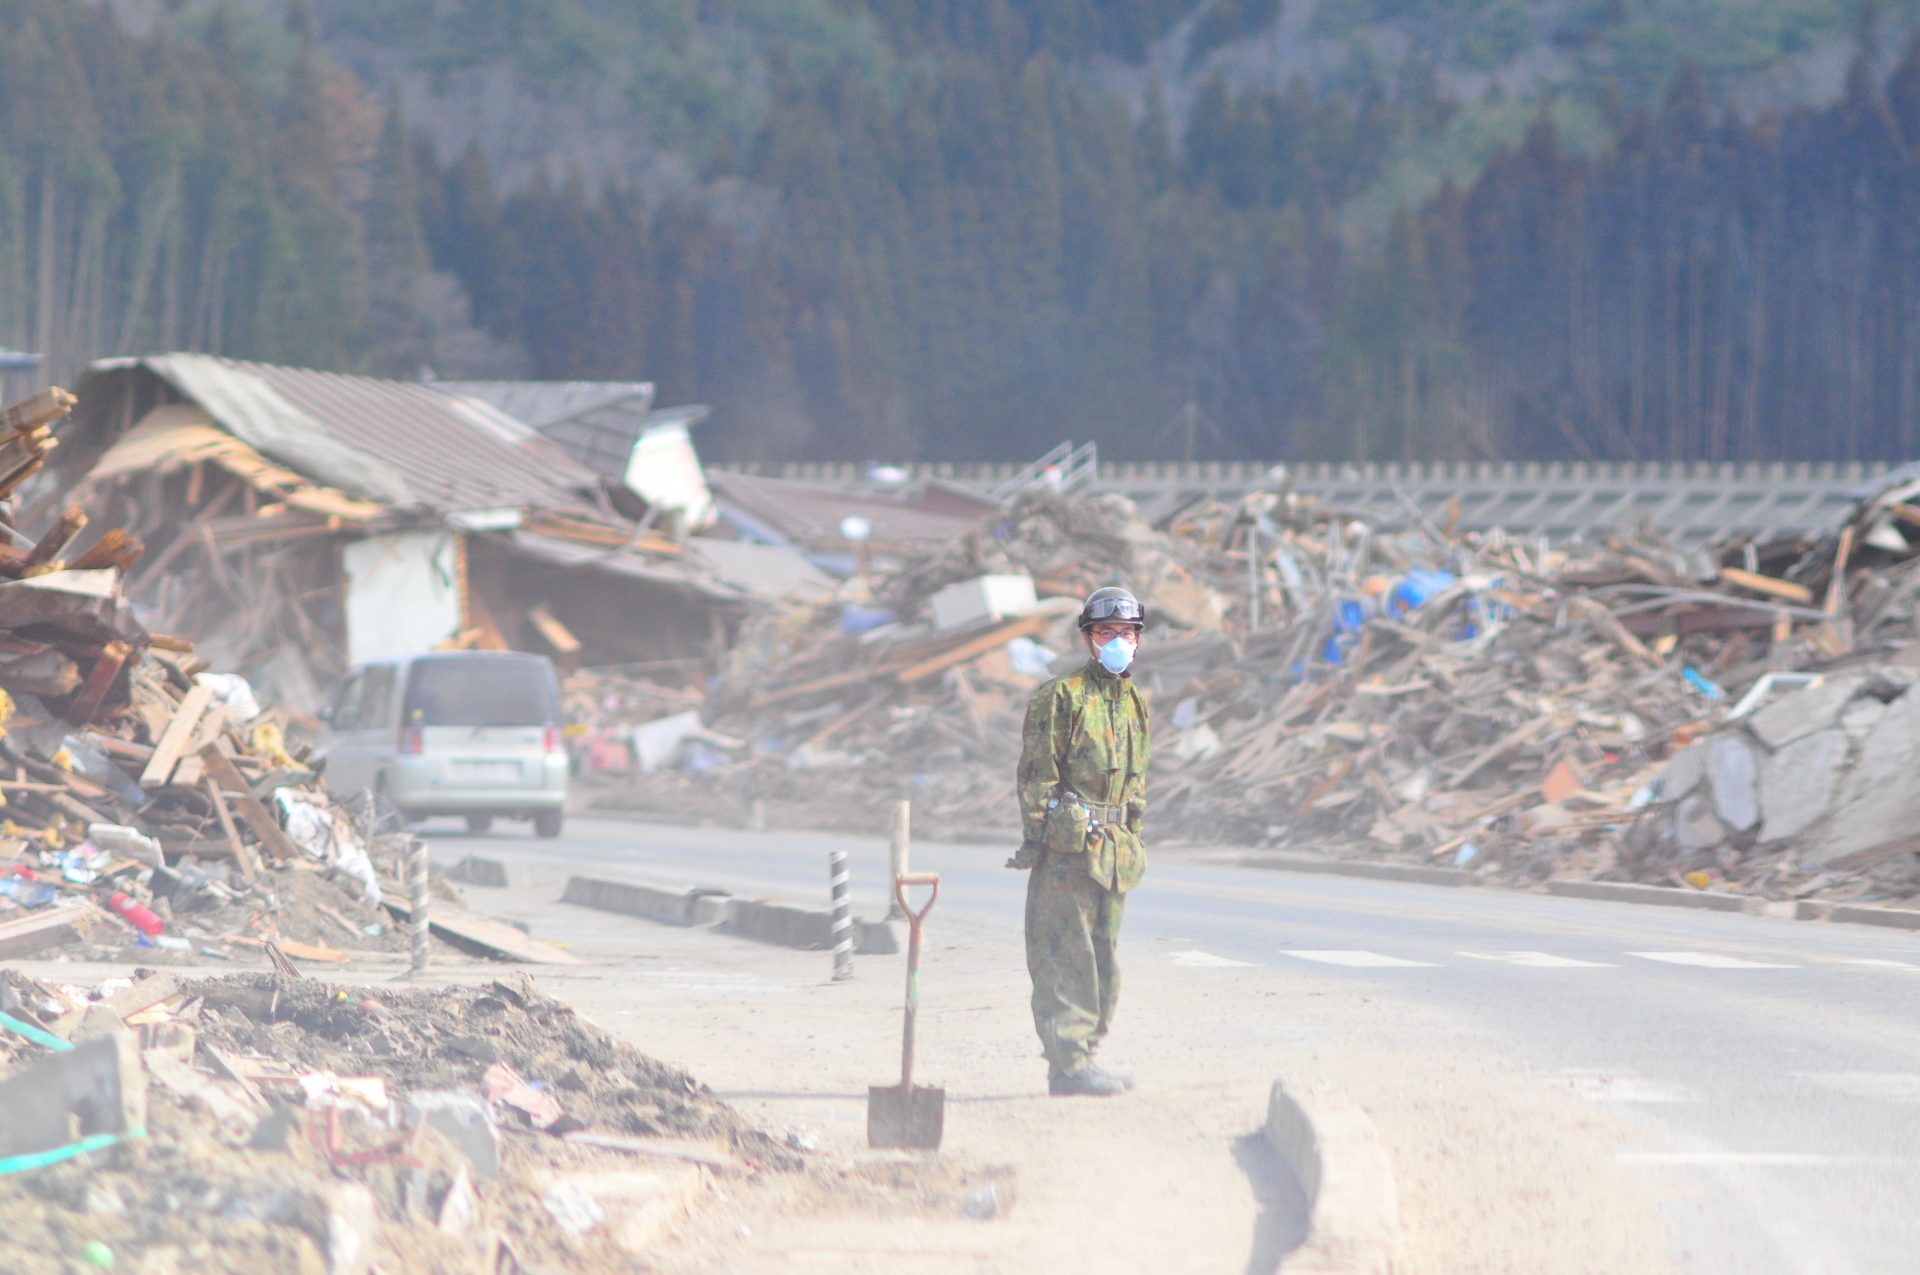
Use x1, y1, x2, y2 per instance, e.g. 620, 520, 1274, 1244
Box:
867, 1083, 946, 1149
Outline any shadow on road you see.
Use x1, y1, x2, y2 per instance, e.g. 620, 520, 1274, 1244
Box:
1232, 1129, 1309, 1275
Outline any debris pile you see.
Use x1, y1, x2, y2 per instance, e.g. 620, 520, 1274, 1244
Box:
589, 475, 1920, 905
0, 389, 396, 964
0, 968, 792, 1271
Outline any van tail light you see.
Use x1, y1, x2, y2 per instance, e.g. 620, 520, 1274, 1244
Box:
398, 725, 424, 756
543, 726, 564, 755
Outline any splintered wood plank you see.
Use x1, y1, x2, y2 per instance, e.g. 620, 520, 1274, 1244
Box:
140, 683, 214, 788
198, 744, 301, 864
202, 773, 258, 882
1718, 567, 1814, 605
21, 506, 87, 572
70, 529, 144, 574
892, 612, 1052, 683
0, 386, 76, 434
68, 640, 130, 725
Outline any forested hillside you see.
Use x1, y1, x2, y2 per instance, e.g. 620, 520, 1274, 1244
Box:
8, 0, 1920, 462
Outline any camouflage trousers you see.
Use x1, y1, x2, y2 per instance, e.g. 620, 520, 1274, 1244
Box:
1024, 850, 1127, 1074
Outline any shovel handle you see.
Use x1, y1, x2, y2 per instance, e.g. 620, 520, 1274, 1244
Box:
894, 872, 939, 924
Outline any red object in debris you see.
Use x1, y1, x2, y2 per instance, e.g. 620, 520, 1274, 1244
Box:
107, 891, 164, 936
0, 864, 37, 880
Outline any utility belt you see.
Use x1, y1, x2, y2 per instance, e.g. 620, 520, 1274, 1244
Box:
1052, 789, 1127, 826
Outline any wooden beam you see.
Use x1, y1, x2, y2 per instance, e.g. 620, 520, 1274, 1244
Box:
892, 612, 1052, 683
202, 773, 258, 882
67, 640, 130, 725
1718, 567, 1814, 605
198, 744, 301, 863
140, 683, 213, 788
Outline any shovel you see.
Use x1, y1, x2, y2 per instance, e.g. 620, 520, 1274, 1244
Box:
868, 871, 945, 1149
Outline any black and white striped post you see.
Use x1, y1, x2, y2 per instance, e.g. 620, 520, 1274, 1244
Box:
829, 848, 854, 981
408, 835, 430, 975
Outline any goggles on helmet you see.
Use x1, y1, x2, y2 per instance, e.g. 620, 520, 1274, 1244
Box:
1079, 591, 1144, 627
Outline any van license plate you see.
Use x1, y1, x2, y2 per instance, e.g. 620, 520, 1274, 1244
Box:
454, 760, 522, 780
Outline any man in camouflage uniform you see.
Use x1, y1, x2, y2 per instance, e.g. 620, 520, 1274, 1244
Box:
1011, 586, 1150, 1097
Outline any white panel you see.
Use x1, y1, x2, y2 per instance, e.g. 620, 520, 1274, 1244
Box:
342, 531, 462, 664
624, 422, 715, 530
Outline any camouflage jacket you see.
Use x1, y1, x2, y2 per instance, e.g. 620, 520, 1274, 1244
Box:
1014, 658, 1150, 892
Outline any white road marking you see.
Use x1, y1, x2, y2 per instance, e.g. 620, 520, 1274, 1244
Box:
1458, 950, 1614, 968
1554, 1070, 1693, 1103
1281, 950, 1438, 968
1796, 1072, 1920, 1103
1618, 1151, 1914, 1168
1835, 957, 1920, 969
1169, 949, 1257, 968
1626, 951, 1797, 969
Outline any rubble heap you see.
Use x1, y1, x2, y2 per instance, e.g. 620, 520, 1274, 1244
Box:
0, 968, 794, 1272
588, 475, 1920, 905
0, 389, 394, 964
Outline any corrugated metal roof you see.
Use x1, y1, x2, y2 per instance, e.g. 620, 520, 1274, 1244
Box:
88, 354, 602, 517
706, 469, 1001, 549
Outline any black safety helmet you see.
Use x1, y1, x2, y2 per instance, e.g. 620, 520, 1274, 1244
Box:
1078, 586, 1146, 632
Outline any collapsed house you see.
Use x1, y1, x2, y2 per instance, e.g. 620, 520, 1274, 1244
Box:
29, 355, 774, 716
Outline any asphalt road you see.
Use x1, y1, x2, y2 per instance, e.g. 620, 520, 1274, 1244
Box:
432, 813, 1920, 1275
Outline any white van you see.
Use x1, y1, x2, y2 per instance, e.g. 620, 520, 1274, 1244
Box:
319, 651, 569, 837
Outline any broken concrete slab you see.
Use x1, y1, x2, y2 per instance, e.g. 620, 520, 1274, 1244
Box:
1747, 675, 1862, 750
405, 1091, 500, 1180
1659, 742, 1706, 801
1673, 792, 1728, 855
1707, 735, 1760, 831
1803, 683, 1920, 866
0, 1030, 145, 1158
1758, 729, 1850, 845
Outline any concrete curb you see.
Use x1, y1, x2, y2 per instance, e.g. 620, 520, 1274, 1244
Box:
1543, 879, 1748, 912
561, 876, 902, 955
1239, 854, 1474, 889
1794, 899, 1920, 930
1265, 1079, 1399, 1274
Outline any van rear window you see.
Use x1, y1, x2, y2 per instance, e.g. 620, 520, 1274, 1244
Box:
403, 657, 557, 727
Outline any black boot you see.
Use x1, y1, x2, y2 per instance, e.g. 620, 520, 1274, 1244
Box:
1049, 1064, 1129, 1097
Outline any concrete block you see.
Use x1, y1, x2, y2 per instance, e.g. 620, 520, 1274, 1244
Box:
856, 918, 903, 955
929, 574, 1037, 631
687, 890, 734, 927
1824, 903, 1920, 931
726, 899, 832, 949
406, 1091, 500, 1180
1673, 793, 1728, 854
1265, 1079, 1398, 1275
562, 876, 697, 925
1758, 729, 1848, 844
1748, 676, 1860, 750
1707, 735, 1760, 831
446, 856, 508, 888
1659, 743, 1706, 801
0, 1030, 144, 1158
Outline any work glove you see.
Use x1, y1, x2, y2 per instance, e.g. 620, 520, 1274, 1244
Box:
1005, 839, 1043, 870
